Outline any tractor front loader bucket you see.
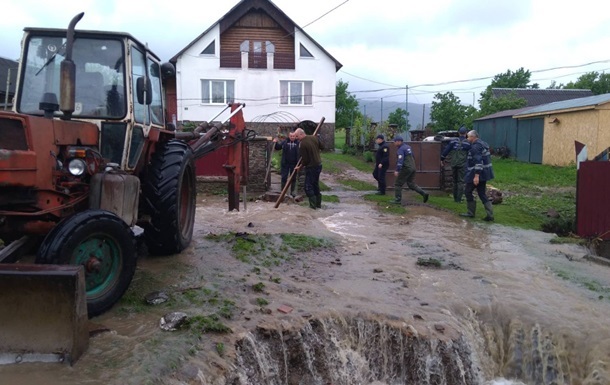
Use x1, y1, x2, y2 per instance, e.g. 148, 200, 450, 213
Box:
0, 264, 89, 365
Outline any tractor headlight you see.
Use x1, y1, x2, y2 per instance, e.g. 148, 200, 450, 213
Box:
68, 158, 86, 176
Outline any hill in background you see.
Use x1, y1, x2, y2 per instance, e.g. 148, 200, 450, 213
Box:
357, 100, 431, 130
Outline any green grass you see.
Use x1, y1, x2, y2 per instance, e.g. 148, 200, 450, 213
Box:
338, 179, 377, 191
363, 193, 407, 215
321, 152, 371, 173
552, 267, 610, 300
335, 128, 346, 149
428, 157, 577, 231
280, 233, 333, 251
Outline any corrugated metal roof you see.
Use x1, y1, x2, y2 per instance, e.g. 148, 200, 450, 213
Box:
514, 93, 610, 117
475, 106, 533, 121
492, 88, 594, 107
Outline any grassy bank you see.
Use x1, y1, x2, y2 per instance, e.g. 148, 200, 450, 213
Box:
326, 132, 577, 234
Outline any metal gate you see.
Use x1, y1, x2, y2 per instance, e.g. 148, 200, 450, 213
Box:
516, 118, 544, 164
385, 141, 442, 189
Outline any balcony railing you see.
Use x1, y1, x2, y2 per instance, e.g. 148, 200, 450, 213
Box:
219, 52, 241, 68
219, 51, 295, 70
273, 53, 294, 70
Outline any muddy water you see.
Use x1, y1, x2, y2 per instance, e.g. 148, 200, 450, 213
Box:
1, 178, 610, 385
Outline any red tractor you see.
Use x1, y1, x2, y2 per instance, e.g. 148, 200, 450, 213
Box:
0, 13, 248, 316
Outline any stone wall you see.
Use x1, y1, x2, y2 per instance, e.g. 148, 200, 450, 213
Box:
247, 137, 269, 192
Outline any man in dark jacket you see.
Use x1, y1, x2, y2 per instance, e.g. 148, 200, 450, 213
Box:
461, 130, 495, 221
392, 136, 429, 204
373, 134, 390, 195
440, 126, 471, 202
273, 131, 299, 196
294, 128, 324, 209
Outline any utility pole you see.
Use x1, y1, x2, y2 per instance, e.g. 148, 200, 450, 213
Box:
422, 104, 425, 129
380, 97, 383, 125
405, 85, 409, 135
4, 68, 11, 110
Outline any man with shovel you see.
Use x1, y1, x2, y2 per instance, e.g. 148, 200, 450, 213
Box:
294, 128, 324, 209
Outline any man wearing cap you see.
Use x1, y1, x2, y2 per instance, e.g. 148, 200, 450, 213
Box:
373, 134, 390, 195
273, 131, 300, 197
461, 130, 495, 221
391, 136, 429, 204
440, 126, 471, 202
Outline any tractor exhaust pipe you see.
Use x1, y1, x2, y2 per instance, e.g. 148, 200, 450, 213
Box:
59, 12, 84, 120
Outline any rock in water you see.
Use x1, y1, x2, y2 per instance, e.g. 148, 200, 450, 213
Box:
160, 312, 188, 331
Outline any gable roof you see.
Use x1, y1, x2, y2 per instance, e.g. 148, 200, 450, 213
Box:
0, 56, 18, 95
170, 0, 342, 71
514, 93, 610, 118
492, 88, 594, 107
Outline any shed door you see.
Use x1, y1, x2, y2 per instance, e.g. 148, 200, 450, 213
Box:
516, 118, 544, 163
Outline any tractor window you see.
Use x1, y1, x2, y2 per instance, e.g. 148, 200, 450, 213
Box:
18, 35, 126, 118
131, 46, 149, 125
147, 59, 163, 125
101, 122, 126, 164
128, 125, 145, 168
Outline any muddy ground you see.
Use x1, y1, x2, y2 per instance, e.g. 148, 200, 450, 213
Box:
2, 164, 610, 385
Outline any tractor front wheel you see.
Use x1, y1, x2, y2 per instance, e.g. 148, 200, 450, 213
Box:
36, 210, 137, 317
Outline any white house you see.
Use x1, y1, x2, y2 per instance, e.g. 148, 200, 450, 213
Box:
167, 0, 342, 141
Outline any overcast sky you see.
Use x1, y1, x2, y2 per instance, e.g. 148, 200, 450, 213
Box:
3, 0, 610, 109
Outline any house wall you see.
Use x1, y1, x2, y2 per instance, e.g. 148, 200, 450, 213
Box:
175, 26, 337, 126
542, 109, 600, 166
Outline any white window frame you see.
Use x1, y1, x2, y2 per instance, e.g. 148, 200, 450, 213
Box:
280, 80, 312, 106
201, 79, 234, 104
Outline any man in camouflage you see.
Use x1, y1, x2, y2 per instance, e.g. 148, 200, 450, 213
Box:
440, 126, 470, 202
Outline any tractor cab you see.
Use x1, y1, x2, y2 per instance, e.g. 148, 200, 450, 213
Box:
15, 23, 173, 171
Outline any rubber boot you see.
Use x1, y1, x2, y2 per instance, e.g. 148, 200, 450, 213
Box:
316, 194, 322, 208
483, 201, 494, 221
308, 196, 317, 209
460, 201, 476, 217
391, 189, 402, 204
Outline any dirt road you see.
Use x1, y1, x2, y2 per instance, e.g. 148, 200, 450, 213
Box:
2, 166, 609, 385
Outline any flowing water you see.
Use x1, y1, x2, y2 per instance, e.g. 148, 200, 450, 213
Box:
1, 176, 609, 385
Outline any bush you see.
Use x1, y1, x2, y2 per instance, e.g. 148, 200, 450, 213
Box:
342, 144, 357, 155
363, 151, 374, 162
541, 216, 575, 237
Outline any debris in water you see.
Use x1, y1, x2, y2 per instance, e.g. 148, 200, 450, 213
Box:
145, 290, 169, 305
277, 304, 293, 314
160, 312, 188, 331
373, 268, 383, 273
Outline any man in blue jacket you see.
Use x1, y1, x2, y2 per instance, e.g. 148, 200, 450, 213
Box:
460, 130, 495, 221
373, 134, 390, 195
440, 126, 471, 202
392, 136, 429, 204
273, 131, 299, 197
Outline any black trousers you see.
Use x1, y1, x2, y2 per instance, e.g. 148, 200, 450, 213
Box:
373, 166, 388, 193
304, 164, 322, 197
280, 163, 297, 193
465, 180, 489, 204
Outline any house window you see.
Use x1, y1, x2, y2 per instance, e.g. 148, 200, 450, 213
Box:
280, 81, 312, 105
300, 44, 313, 58
201, 79, 235, 104
201, 41, 215, 55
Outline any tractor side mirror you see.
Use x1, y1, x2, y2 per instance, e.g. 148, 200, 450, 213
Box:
136, 76, 152, 105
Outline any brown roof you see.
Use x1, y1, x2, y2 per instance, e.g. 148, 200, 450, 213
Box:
170, 0, 342, 70
491, 88, 594, 107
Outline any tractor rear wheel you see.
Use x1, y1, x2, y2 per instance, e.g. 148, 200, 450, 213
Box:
142, 139, 196, 255
36, 210, 137, 317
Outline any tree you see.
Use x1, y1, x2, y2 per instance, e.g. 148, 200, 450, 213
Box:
387, 108, 409, 132
563, 71, 610, 94
335, 79, 360, 129
429, 92, 470, 133
477, 67, 534, 117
